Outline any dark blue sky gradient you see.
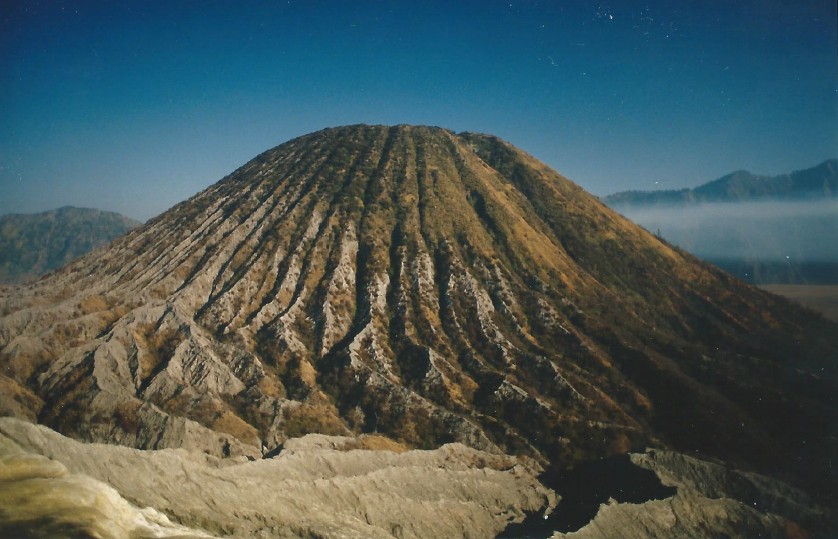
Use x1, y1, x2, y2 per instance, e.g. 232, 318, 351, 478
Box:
2, 1, 836, 220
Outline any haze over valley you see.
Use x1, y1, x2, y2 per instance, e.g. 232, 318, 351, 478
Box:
604, 160, 838, 285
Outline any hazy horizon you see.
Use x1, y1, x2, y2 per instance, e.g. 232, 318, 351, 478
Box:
616, 198, 838, 262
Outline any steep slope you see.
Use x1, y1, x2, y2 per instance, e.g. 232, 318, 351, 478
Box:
1, 125, 837, 508
0, 206, 141, 284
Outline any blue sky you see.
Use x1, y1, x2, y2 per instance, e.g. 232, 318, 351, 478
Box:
2, 1, 836, 221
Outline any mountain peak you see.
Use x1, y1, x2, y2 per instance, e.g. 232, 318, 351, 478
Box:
2, 125, 837, 502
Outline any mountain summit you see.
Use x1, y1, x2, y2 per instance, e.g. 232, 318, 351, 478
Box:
2, 125, 837, 504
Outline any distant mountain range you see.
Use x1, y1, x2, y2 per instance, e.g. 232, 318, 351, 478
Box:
0, 206, 141, 284
604, 159, 837, 207
603, 160, 838, 285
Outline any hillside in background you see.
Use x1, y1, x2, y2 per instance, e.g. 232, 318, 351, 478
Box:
603, 160, 838, 285
604, 159, 837, 207
1, 126, 836, 536
0, 206, 141, 284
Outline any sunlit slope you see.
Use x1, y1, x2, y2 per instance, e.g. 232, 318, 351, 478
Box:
1, 125, 836, 498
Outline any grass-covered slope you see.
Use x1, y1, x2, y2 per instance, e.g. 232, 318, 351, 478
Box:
1, 125, 836, 503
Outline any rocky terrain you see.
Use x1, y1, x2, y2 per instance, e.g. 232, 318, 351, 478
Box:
0, 417, 553, 538
2, 416, 830, 538
0, 206, 141, 284
1, 125, 837, 536
548, 450, 832, 539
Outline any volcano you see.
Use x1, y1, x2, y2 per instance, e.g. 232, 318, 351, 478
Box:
1, 125, 836, 536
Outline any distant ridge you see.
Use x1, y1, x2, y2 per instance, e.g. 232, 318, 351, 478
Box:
602, 160, 838, 285
0, 206, 141, 284
604, 159, 837, 208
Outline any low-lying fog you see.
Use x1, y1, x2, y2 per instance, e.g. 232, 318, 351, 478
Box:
616, 199, 838, 262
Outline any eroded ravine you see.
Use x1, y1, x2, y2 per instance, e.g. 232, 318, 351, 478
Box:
0, 125, 836, 506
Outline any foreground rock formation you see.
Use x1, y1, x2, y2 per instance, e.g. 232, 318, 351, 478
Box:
0, 417, 551, 538
1, 125, 837, 535
548, 450, 833, 539
2, 418, 831, 538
